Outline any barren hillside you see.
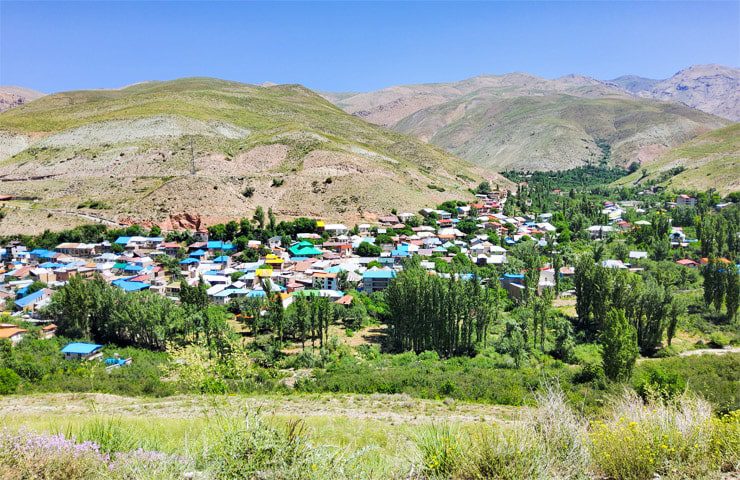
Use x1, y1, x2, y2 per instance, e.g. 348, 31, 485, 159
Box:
0, 78, 507, 234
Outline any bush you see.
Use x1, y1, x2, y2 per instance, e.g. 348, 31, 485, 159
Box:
590, 392, 716, 480
708, 332, 731, 348
205, 412, 344, 479
635, 368, 687, 403
416, 424, 462, 477
0, 367, 20, 394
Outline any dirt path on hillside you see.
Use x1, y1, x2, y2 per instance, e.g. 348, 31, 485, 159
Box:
678, 346, 740, 357
0, 393, 520, 426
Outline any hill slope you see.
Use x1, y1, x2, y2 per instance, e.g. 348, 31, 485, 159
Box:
0, 78, 502, 234
612, 124, 740, 195
0, 86, 45, 113
328, 73, 729, 172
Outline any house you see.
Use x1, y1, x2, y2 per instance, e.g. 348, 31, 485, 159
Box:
55, 242, 98, 257
500, 273, 525, 301
587, 225, 614, 239
362, 269, 396, 293
628, 251, 648, 260
61, 342, 103, 361
313, 271, 338, 290
289, 241, 323, 258
602, 259, 627, 269
676, 258, 699, 268
323, 224, 349, 236
40, 324, 57, 339
159, 242, 182, 256
0, 326, 27, 345
670, 228, 686, 245
15, 288, 52, 312
676, 194, 697, 207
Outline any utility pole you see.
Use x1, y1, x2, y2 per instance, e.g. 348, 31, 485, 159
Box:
190, 137, 196, 175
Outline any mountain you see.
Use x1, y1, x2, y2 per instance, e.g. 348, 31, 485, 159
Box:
608, 65, 739, 121
612, 123, 739, 195
0, 86, 45, 113
0, 78, 503, 235
327, 73, 729, 172
606, 75, 660, 94
646, 65, 740, 121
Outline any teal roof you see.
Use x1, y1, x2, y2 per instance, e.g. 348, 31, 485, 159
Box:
289, 241, 322, 257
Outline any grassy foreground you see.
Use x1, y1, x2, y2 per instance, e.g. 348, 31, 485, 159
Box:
0, 389, 737, 479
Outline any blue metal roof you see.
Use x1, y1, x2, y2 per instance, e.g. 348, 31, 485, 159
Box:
179, 257, 199, 264
112, 280, 150, 292
363, 269, 397, 279
207, 241, 235, 250
213, 255, 230, 263
114, 236, 132, 245
15, 289, 45, 308
62, 342, 102, 355
503, 273, 525, 279
189, 249, 206, 257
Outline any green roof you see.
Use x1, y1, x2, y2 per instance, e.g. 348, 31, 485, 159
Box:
289, 242, 322, 257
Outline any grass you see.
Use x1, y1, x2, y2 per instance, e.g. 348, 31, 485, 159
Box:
1, 388, 736, 479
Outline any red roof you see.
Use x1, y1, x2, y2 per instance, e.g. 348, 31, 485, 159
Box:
335, 295, 353, 305
676, 259, 698, 266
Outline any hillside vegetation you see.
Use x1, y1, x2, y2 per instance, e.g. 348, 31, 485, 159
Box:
0, 78, 501, 234
613, 123, 740, 194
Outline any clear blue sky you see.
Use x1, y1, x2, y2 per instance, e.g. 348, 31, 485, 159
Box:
1, 1, 738, 93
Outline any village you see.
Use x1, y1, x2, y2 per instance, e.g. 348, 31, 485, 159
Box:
1, 186, 726, 357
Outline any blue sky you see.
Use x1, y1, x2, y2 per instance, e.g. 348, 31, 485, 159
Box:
1, 1, 738, 93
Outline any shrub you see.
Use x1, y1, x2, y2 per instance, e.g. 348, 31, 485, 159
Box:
271, 178, 285, 187
591, 392, 716, 480
205, 412, 344, 479
415, 424, 462, 478
708, 332, 731, 348
242, 186, 255, 198
0, 367, 20, 394
635, 368, 687, 403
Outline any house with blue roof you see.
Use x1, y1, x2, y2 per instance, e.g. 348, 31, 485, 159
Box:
362, 269, 397, 293
213, 255, 231, 265
207, 241, 235, 251
189, 249, 207, 259
112, 279, 150, 292
179, 257, 199, 265
500, 273, 525, 301
15, 289, 51, 312
62, 342, 103, 360
114, 236, 132, 246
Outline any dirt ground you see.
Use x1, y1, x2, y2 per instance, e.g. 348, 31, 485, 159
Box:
0, 392, 520, 426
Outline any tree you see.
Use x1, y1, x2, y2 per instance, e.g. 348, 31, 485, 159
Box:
476, 181, 492, 195
356, 242, 381, 257
601, 309, 638, 382
531, 289, 553, 352
268, 207, 277, 232
724, 267, 739, 322
498, 319, 527, 367
385, 259, 494, 357
253, 206, 265, 230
